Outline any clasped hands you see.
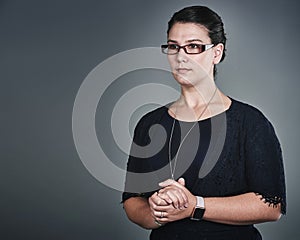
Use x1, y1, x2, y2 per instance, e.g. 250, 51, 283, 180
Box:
148, 178, 196, 225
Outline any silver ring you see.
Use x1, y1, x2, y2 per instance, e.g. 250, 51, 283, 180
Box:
154, 219, 163, 227
160, 211, 164, 218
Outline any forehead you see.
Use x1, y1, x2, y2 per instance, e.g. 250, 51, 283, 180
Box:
168, 22, 210, 43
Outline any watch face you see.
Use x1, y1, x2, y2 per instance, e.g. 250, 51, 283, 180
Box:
191, 207, 205, 221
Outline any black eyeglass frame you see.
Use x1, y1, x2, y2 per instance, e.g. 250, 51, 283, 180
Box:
161, 43, 215, 55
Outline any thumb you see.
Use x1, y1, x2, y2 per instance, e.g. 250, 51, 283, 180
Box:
178, 177, 185, 186
158, 179, 176, 187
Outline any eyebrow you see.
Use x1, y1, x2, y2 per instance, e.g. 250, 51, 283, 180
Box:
167, 39, 204, 43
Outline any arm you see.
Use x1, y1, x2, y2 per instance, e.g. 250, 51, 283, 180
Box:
153, 179, 281, 225
202, 192, 281, 225
123, 196, 166, 229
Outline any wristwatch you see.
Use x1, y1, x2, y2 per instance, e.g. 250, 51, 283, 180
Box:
190, 196, 205, 221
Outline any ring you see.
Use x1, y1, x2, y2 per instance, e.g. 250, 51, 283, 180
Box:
160, 211, 164, 218
154, 219, 163, 227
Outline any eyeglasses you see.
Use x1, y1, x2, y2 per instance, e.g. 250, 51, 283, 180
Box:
161, 43, 214, 55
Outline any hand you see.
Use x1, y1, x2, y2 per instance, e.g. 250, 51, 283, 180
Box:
148, 191, 170, 224
158, 178, 188, 209
148, 178, 196, 224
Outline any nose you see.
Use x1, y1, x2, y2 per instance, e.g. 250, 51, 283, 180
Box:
176, 48, 188, 63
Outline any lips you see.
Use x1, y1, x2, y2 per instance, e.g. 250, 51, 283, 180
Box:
176, 68, 191, 74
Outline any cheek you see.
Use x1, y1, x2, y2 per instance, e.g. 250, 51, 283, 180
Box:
192, 54, 214, 68
167, 55, 176, 69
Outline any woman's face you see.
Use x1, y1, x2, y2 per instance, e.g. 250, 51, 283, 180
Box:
167, 22, 219, 87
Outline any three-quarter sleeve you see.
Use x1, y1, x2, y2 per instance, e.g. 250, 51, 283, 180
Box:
122, 110, 163, 203
244, 109, 286, 214
122, 116, 151, 202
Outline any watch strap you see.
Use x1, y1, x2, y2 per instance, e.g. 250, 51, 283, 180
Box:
190, 196, 205, 221
196, 196, 205, 208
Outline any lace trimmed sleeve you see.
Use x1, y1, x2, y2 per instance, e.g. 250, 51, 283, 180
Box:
244, 108, 286, 214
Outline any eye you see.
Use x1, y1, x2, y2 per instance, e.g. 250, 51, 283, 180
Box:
168, 44, 179, 50
187, 43, 200, 49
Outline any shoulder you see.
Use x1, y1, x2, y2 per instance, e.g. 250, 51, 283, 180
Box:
131, 105, 170, 144
137, 105, 168, 127
139, 105, 168, 122
133, 105, 169, 136
229, 98, 271, 126
229, 98, 279, 142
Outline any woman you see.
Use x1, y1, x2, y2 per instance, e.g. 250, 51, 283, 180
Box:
122, 6, 286, 240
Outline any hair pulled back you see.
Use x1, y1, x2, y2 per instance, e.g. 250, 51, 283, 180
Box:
167, 6, 227, 68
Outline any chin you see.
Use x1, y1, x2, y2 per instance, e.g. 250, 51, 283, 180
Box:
173, 72, 203, 87
173, 74, 194, 87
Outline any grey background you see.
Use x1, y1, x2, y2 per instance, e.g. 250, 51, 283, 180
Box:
1, 0, 299, 239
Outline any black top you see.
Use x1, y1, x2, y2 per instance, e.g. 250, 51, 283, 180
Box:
122, 98, 286, 240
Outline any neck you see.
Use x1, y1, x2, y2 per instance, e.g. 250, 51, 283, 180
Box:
179, 78, 217, 109
169, 76, 231, 122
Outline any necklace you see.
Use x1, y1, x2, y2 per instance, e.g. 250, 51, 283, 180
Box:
168, 87, 218, 180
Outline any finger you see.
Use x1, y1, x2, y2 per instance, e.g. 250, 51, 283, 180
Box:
151, 192, 170, 206
156, 191, 173, 205
158, 188, 187, 209
148, 198, 157, 211
158, 179, 176, 188
155, 216, 169, 224
166, 188, 188, 209
152, 204, 174, 212
148, 192, 157, 208
158, 191, 179, 208
153, 210, 168, 219
159, 186, 188, 204
178, 177, 185, 186
159, 179, 186, 190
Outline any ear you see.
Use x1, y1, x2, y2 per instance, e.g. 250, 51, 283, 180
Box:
213, 43, 224, 65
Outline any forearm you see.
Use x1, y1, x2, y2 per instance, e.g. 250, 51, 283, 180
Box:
157, 180, 282, 225
203, 192, 282, 225
123, 197, 159, 229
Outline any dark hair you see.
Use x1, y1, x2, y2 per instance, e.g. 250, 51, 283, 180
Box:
167, 6, 227, 75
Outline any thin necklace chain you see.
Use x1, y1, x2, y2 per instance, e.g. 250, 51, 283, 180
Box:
168, 87, 218, 180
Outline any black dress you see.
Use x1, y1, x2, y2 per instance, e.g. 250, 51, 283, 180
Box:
122, 98, 286, 240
